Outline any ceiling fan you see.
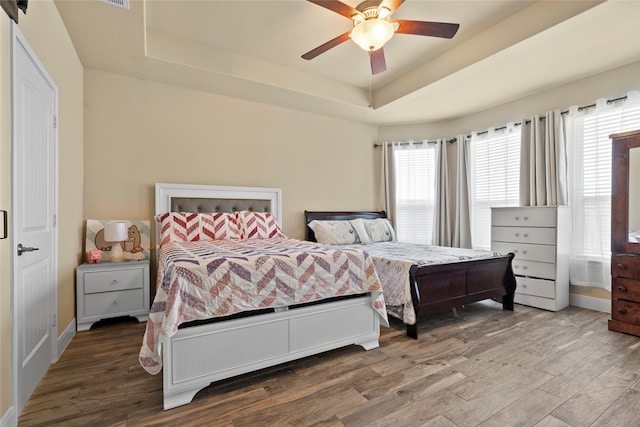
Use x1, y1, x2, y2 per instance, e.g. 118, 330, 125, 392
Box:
302, 0, 460, 75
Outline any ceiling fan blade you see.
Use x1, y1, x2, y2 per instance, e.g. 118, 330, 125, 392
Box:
395, 20, 460, 39
302, 32, 351, 60
378, 0, 405, 14
370, 48, 387, 75
306, 0, 360, 19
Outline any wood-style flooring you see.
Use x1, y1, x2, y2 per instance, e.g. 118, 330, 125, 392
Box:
18, 302, 640, 426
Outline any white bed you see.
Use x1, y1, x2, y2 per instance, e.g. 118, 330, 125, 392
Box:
147, 183, 386, 410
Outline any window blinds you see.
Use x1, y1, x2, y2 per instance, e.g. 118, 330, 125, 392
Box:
470, 127, 521, 250
394, 144, 437, 244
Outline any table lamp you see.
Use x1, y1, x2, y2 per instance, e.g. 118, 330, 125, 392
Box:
104, 222, 127, 262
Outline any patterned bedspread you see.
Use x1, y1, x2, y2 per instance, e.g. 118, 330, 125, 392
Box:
344, 242, 500, 325
139, 237, 387, 374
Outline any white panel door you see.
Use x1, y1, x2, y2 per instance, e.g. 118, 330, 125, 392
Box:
12, 23, 58, 414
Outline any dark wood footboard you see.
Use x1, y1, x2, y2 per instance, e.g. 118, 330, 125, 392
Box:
405, 253, 516, 339
304, 210, 517, 339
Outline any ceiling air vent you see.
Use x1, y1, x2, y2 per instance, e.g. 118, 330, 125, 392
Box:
97, 0, 129, 10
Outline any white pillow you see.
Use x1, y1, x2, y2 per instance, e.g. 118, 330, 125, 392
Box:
308, 220, 363, 245
348, 218, 372, 244
363, 218, 396, 242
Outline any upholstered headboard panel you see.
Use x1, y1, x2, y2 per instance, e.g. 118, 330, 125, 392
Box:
169, 197, 271, 214
155, 183, 282, 222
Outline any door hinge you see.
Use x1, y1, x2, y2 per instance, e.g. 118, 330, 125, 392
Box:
53, 312, 57, 327
52, 214, 57, 228
53, 115, 57, 129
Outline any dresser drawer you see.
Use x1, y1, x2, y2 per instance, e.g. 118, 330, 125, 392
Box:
611, 254, 640, 279
84, 289, 145, 317
83, 268, 144, 294
611, 299, 640, 326
491, 208, 557, 227
491, 226, 556, 245
512, 259, 556, 280
516, 276, 556, 299
612, 277, 640, 301
491, 241, 555, 263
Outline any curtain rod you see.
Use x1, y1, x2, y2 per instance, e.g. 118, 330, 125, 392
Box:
376, 95, 629, 143
475, 95, 628, 136
373, 137, 457, 148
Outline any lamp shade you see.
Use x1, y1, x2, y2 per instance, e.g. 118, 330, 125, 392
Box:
104, 222, 128, 242
350, 19, 395, 51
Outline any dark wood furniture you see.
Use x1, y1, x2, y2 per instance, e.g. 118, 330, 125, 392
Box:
304, 210, 516, 339
609, 130, 640, 337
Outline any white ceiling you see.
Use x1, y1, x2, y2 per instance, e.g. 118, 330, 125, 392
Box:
55, 0, 640, 126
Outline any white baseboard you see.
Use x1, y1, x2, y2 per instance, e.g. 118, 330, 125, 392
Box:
1, 406, 16, 427
55, 318, 76, 362
570, 293, 611, 313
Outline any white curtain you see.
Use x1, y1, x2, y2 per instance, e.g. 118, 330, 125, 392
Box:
566, 91, 640, 290
432, 137, 473, 248
519, 110, 568, 206
433, 139, 451, 246
453, 135, 472, 248
378, 141, 396, 222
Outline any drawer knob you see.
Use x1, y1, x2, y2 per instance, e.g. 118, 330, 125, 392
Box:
617, 263, 627, 271
522, 250, 528, 254
618, 308, 627, 315
524, 216, 529, 221
514, 249, 518, 253
110, 279, 118, 285
113, 300, 119, 305
523, 233, 529, 238
515, 233, 520, 237
515, 216, 519, 220
617, 285, 627, 292
523, 266, 528, 270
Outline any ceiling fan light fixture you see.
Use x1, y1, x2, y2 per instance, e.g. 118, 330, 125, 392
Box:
350, 18, 395, 51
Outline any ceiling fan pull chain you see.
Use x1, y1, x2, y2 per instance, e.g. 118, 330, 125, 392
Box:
369, 75, 372, 109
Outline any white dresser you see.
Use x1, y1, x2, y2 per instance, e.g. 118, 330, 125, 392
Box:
491, 206, 570, 311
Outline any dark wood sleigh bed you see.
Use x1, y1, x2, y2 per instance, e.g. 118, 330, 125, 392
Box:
304, 211, 517, 339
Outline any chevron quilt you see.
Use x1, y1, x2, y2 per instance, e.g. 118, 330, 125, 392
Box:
139, 237, 387, 374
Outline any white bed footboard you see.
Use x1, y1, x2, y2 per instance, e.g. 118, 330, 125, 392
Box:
162, 294, 380, 410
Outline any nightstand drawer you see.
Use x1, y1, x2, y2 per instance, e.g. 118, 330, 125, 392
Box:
84, 289, 145, 317
84, 269, 143, 294
491, 226, 556, 245
491, 241, 555, 263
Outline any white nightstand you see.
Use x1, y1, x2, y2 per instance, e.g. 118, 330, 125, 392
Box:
76, 259, 150, 331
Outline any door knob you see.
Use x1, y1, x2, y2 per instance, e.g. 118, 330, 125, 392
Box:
17, 243, 39, 256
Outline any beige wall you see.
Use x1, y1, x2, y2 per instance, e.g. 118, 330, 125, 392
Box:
0, 0, 83, 418
378, 61, 640, 141
83, 69, 379, 239
378, 61, 640, 302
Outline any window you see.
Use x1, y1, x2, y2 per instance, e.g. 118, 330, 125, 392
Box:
394, 143, 436, 244
568, 97, 640, 288
470, 126, 521, 250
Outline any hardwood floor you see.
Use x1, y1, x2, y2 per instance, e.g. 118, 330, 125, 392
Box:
18, 302, 640, 427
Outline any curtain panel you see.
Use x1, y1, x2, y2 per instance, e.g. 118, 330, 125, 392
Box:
519, 110, 568, 206
566, 91, 640, 290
